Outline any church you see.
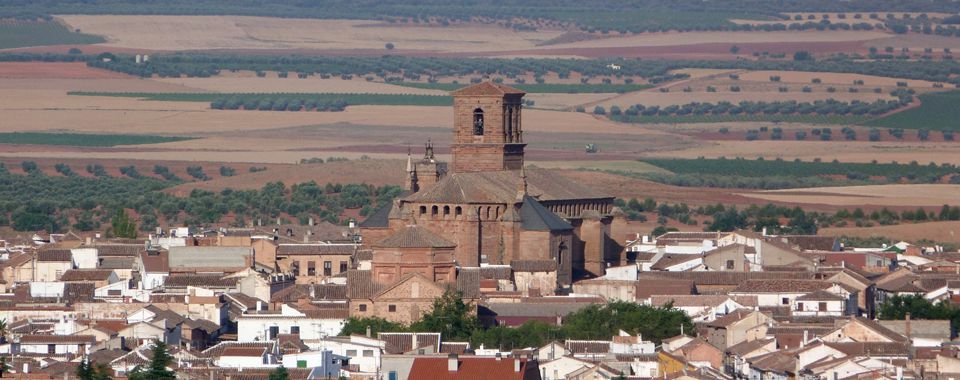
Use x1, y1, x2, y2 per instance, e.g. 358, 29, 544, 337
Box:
360, 82, 625, 292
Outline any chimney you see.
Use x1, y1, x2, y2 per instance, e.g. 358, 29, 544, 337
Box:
85, 236, 92, 245
303, 234, 309, 243
905, 312, 911, 341
495, 353, 502, 361
514, 358, 521, 373
258, 218, 262, 227
310, 285, 316, 299
255, 301, 262, 311
447, 354, 459, 372
309, 217, 314, 226
365, 326, 371, 338
802, 330, 809, 347
23, 363, 28, 374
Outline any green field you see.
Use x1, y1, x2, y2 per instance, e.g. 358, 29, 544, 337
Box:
611, 114, 872, 125
0, 21, 104, 49
68, 92, 453, 106
0, 132, 192, 147
394, 82, 653, 94
866, 91, 960, 131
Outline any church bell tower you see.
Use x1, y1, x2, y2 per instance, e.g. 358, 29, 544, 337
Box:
450, 82, 526, 173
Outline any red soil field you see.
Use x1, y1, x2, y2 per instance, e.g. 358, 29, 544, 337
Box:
0, 62, 131, 79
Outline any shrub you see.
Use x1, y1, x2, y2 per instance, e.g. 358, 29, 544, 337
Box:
593, 106, 606, 115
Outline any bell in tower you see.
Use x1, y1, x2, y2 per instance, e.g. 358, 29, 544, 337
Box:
449, 82, 526, 173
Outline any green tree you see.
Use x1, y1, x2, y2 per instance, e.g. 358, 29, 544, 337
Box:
410, 290, 480, 341
127, 340, 175, 380
561, 302, 693, 343
269, 366, 290, 380
109, 209, 137, 238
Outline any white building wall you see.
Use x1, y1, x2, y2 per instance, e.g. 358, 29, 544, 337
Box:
71, 248, 98, 269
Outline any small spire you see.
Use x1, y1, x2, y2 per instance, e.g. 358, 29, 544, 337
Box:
406, 150, 413, 173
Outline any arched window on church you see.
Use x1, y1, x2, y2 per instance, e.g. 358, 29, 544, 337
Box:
455, 206, 462, 219
473, 108, 484, 135
431, 205, 439, 216
443, 206, 450, 217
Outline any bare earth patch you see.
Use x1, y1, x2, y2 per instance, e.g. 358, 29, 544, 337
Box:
822, 220, 960, 244
743, 184, 960, 207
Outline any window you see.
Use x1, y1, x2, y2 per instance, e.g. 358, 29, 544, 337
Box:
297, 360, 307, 369
339, 261, 348, 273
48, 344, 56, 354
388, 304, 397, 312
419, 206, 427, 215
323, 261, 332, 276
725, 260, 735, 270
346, 350, 357, 357
268, 326, 279, 339
290, 326, 300, 335
431, 205, 438, 215
443, 205, 450, 216
796, 302, 804, 311
108, 289, 121, 296
455, 206, 462, 217
291, 261, 300, 276
819, 302, 827, 312
307, 261, 316, 276
359, 304, 367, 312
363, 350, 374, 357
781, 297, 789, 305
473, 108, 484, 135
389, 371, 398, 380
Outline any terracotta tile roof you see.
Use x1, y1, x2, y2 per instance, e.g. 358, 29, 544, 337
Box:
378, 332, 441, 354
346, 270, 385, 299
403, 169, 610, 205
726, 337, 775, 356
749, 351, 796, 374
200, 342, 275, 359
657, 231, 729, 241
706, 310, 757, 328
510, 260, 556, 272
731, 279, 833, 293
355, 249, 374, 261
37, 249, 71, 262
221, 346, 266, 357
456, 267, 480, 299
59, 269, 113, 282
639, 271, 813, 285
19, 334, 96, 344
823, 342, 909, 356
440, 342, 470, 354
374, 225, 456, 248
140, 251, 169, 273
1, 252, 34, 268
450, 82, 525, 96
270, 284, 348, 303
634, 279, 695, 299
164, 273, 238, 288
277, 244, 355, 256
62, 283, 97, 304
408, 356, 538, 380
565, 340, 610, 354
480, 265, 512, 280
796, 290, 846, 301
845, 318, 908, 342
